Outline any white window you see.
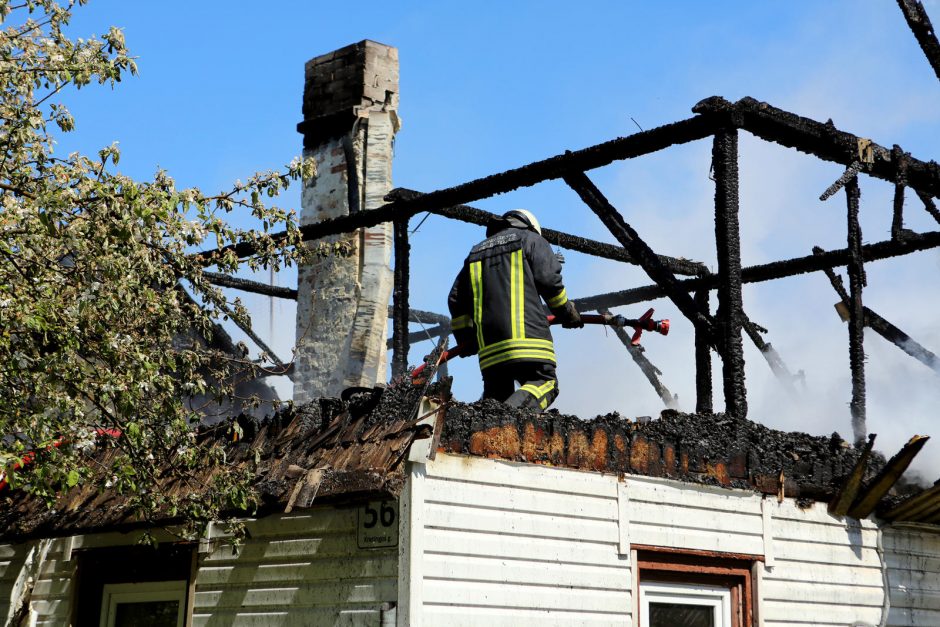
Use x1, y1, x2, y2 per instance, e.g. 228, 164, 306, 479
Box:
640, 581, 733, 627
99, 580, 187, 627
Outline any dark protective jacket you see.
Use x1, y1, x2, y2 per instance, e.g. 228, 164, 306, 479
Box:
448, 226, 570, 370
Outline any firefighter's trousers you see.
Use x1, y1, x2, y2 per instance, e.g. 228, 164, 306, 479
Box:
481, 361, 559, 410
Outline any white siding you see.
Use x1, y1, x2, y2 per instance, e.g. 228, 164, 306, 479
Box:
761, 500, 883, 626
0, 538, 75, 625
194, 509, 397, 627
884, 525, 940, 626
420, 453, 893, 627
419, 454, 630, 627
0, 541, 30, 621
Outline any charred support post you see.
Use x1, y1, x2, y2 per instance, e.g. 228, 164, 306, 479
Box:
391, 219, 410, 378
712, 127, 747, 419
562, 171, 717, 346
694, 290, 713, 413
845, 178, 867, 444
892, 146, 908, 240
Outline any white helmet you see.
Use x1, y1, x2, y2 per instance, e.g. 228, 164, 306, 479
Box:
505, 209, 542, 236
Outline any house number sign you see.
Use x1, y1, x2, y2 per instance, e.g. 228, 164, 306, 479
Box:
357, 500, 399, 549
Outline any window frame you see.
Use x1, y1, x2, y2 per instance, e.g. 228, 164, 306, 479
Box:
640, 580, 732, 627
633, 545, 760, 627
99, 580, 187, 627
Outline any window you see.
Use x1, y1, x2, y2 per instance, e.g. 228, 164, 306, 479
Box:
73, 544, 194, 626
634, 546, 758, 627
100, 580, 187, 627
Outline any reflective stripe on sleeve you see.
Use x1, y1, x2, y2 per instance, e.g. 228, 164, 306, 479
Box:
451, 314, 473, 330
547, 288, 568, 309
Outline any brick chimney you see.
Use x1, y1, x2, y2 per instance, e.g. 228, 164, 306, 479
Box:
294, 41, 400, 403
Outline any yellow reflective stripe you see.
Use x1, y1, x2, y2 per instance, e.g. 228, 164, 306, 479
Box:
509, 250, 517, 339
478, 337, 554, 358
547, 288, 568, 309
470, 261, 484, 349
519, 380, 557, 409
480, 348, 556, 370
516, 249, 525, 338
451, 314, 472, 330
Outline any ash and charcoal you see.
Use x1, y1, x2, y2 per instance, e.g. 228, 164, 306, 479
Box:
441, 399, 885, 497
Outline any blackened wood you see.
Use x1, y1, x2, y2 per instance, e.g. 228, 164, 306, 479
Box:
846, 178, 867, 444
713, 128, 747, 418
391, 219, 410, 378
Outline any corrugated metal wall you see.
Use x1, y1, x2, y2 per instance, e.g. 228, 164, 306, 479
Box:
884, 525, 940, 626
415, 453, 892, 627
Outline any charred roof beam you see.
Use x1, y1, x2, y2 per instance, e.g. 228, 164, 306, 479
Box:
694, 96, 940, 198
388, 188, 708, 277
573, 228, 940, 311
896, 0, 940, 84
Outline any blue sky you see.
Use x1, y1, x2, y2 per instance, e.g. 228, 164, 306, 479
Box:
57, 2, 940, 477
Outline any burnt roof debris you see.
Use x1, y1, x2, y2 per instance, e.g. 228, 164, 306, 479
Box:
441, 400, 892, 499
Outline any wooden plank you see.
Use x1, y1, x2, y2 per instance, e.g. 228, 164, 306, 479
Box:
407, 463, 426, 627
428, 454, 617, 499
848, 435, 930, 519
764, 559, 883, 587
773, 538, 881, 567
828, 433, 875, 516
196, 557, 397, 586
424, 476, 618, 521
628, 479, 762, 516
0, 545, 26, 560
423, 528, 625, 567
423, 604, 630, 627
192, 607, 382, 626
423, 502, 618, 544
770, 517, 879, 547
629, 521, 764, 556
887, 582, 940, 611
762, 598, 882, 624
762, 579, 884, 606
768, 499, 879, 529
423, 552, 630, 591
422, 578, 629, 614
194, 580, 397, 610
204, 535, 383, 562
629, 500, 763, 536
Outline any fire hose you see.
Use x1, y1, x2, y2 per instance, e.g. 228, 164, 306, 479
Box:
412, 308, 669, 381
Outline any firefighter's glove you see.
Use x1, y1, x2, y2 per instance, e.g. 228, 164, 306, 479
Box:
561, 301, 584, 329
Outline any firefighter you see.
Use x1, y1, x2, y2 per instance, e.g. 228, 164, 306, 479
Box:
448, 209, 582, 410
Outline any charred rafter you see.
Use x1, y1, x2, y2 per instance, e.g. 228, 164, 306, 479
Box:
897, 0, 940, 84
598, 307, 678, 409
694, 290, 713, 414
388, 188, 707, 277
815, 247, 940, 376
563, 171, 718, 348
